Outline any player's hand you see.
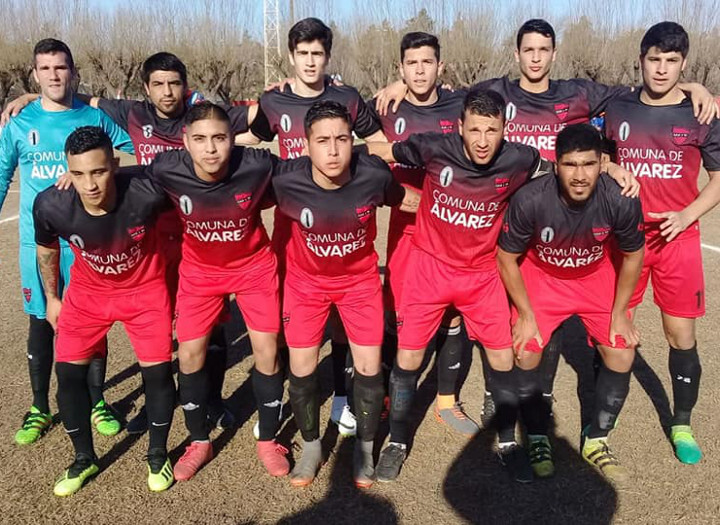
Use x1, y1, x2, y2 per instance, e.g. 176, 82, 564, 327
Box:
689, 85, 719, 125
609, 310, 639, 348
54, 174, 72, 191
440, 83, 455, 92
1, 93, 39, 125
607, 163, 640, 198
647, 210, 692, 242
264, 77, 295, 92
400, 186, 421, 213
374, 80, 408, 116
46, 296, 63, 331
511, 314, 543, 361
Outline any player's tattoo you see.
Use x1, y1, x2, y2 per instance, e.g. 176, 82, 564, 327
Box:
36, 245, 60, 299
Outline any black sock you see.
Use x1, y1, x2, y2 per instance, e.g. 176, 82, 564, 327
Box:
516, 367, 550, 436
178, 368, 209, 441
388, 364, 418, 445
490, 368, 518, 444
436, 325, 463, 396
87, 352, 107, 406
669, 345, 701, 426
381, 327, 398, 392
587, 364, 631, 439
141, 362, 175, 452
539, 328, 563, 396
206, 326, 228, 405
353, 370, 384, 441
56, 362, 94, 458
27, 315, 54, 413
331, 341, 350, 397
288, 371, 320, 442
479, 345, 493, 394
253, 369, 284, 440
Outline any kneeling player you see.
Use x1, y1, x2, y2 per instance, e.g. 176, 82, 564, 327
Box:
272, 101, 417, 488
33, 127, 175, 496
497, 124, 645, 483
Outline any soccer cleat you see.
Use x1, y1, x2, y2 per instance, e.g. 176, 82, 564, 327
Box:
480, 391, 496, 429
498, 443, 533, 483
582, 437, 629, 484
91, 400, 121, 437
528, 435, 555, 478
670, 425, 703, 465
330, 397, 356, 437
147, 449, 174, 492
173, 441, 213, 481
256, 440, 290, 477
126, 406, 148, 435
376, 442, 407, 483
53, 454, 99, 497
290, 439, 323, 487
207, 402, 236, 430
353, 440, 376, 489
434, 402, 480, 437
15, 406, 53, 445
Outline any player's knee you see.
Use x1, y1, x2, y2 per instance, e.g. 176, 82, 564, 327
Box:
396, 348, 424, 371
485, 347, 514, 372
599, 346, 635, 373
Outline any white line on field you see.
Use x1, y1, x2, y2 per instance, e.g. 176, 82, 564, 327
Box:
0, 214, 18, 224
701, 243, 720, 254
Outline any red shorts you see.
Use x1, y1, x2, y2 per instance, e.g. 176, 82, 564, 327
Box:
383, 225, 414, 312
515, 261, 628, 352
283, 267, 383, 348
630, 228, 704, 318
397, 247, 512, 351
175, 245, 280, 342
55, 280, 172, 363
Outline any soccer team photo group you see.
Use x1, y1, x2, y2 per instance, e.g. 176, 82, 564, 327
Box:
1, 3, 719, 523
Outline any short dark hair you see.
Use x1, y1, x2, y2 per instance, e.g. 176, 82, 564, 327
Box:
640, 22, 689, 58
33, 38, 75, 70
400, 32, 440, 62
304, 100, 352, 136
462, 89, 506, 121
141, 52, 188, 85
556, 123, 602, 160
184, 101, 230, 128
288, 17, 333, 56
65, 126, 113, 158
516, 19, 556, 49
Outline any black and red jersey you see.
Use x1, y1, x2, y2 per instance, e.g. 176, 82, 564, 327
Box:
473, 77, 629, 161
392, 133, 543, 270
250, 84, 382, 159
33, 167, 167, 295
271, 151, 404, 280
499, 174, 645, 279
604, 91, 720, 238
146, 147, 273, 270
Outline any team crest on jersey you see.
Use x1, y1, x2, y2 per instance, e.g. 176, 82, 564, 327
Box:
439, 119, 454, 134
22, 287, 32, 303
280, 114, 292, 133
27, 129, 40, 146
671, 126, 690, 146
179, 195, 193, 216
506, 102, 517, 121
234, 192, 252, 210
618, 121, 631, 142
394, 117, 406, 136
127, 225, 146, 241
554, 103, 570, 121
142, 125, 154, 138
495, 177, 510, 194
300, 207, 314, 229
592, 226, 610, 242
439, 166, 454, 187
540, 227, 554, 244
355, 205, 373, 224
69, 234, 85, 249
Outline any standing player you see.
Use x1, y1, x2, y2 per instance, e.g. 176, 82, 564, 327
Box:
146, 102, 288, 481
272, 101, 417, 488
603, 22, 720, 465
367, 32, 478, 437
236, 18, 387, 436
497, 124, 645, 482
0, 39, 133, 446
33, 127, 175, 496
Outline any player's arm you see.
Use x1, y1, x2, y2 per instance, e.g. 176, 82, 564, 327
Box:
0, 125, 19, 211
1, 93, 102, 125
33, 198, 62, 329
610, 248, 643, 348
235, 130, 262, 146
366, 133, 430, 167
236, 101, 273, 146
353, 96, 387, 142
602, 161, 640, 198
99, 112, 134, 155
677, 82, 719, 125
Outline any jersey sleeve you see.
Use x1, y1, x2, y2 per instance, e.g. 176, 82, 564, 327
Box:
0, 124, 19, 212
249, 96, 276, 141
574, 79, 631, 117
498, 193, 535, 254
32, 192, 60, 247
222, 104, 250, 134
391, 132, 436, 167
98, 111, 135, 155
700, 119, 720, 172
97, 98, 134, 131
612, 190, 645, 253
381, 163, 406, 207
352, 95, 382, 138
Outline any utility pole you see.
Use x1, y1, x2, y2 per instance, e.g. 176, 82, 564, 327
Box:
263, 0, 282, 86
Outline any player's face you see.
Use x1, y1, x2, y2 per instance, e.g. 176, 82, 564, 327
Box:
640, 47, 686, 97
556, 149, 601, 204
144, 70, 186, 118
459, 112, 505, 165
67, 148, 118, 209
400, 46, 443, 98
33, 52, 75, 103
290, 41, 329, 86
183, 118, 233, 180
305, 117, 353, 179
514, 32, 556, 83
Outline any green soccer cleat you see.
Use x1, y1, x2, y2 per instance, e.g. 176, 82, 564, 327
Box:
147, 449, 174, 492
91, 400, 121, 437
528, 435, 555, 478
53, 454, 99, 497
671, 425, 703, 465
582, 437, 628, 485
15, 406, 53, 445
